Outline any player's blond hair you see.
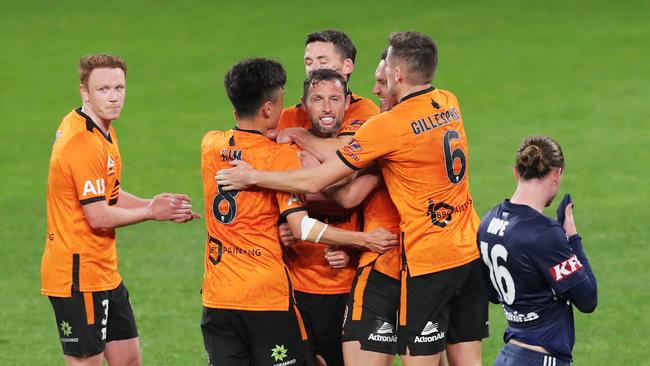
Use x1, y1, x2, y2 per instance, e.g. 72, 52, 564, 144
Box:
77, 54, 127, 86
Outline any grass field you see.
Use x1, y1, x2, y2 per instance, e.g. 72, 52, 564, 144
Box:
1, 0, 649, 364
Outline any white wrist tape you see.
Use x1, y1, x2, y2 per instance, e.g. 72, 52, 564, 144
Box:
300, 216, 328, 243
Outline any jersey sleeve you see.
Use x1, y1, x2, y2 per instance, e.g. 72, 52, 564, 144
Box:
528, 223, 589, 295
336, 116, 398, 170
64, 135, 108, 205
337, 97, 379, 137
337, 119, 366, 137
268, 145, 307, 217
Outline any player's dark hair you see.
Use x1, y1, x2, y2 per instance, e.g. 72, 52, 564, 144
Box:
306, 29, 357, 63
78, 54, 127, 86
516, 136, 565, 180
302, 69, 347, 99
224, 58, 286, 119
380, 47, 388, 61
388, 31, 438, 84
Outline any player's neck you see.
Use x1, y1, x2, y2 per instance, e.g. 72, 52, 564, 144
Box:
397, 83, 432, 103
235, 118, 268, 137
510, 182, 549, 214
81, 105, 112, 134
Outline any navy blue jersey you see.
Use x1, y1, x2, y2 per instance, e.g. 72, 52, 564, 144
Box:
477, 200, 590, 362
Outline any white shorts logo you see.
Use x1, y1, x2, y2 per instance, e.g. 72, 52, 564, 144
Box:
414, 321, 445, 343
421, 321, 439, 335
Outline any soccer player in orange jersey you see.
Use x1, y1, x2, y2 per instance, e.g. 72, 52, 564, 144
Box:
217, 32, 489, 366
277, 68, 364, 366
200, 58, 398, 366
41, 54, 200, 366
273, 29, 379, 161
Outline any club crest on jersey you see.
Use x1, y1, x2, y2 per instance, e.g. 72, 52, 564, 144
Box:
549, 254, 583, 282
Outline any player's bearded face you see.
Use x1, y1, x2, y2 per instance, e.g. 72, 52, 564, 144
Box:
372, 60, 397, 112
83, 68, 126, 123
305, 80, 347, 138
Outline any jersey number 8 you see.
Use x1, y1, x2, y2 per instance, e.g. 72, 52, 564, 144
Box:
212, 185, 239, 224
480, 241, 516, 305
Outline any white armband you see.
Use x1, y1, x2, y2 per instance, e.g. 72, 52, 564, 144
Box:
300, 215, 328, 243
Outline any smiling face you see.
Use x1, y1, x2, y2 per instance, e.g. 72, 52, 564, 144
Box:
80, 67, 126, 124
303, 79, 349, 138
372, 59, 397, 112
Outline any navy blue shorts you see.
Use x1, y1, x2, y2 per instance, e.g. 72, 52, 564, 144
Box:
494, 343, 569, 366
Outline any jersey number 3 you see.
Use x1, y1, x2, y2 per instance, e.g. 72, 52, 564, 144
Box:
212, 185, 239, 224
480, 242, 516, 305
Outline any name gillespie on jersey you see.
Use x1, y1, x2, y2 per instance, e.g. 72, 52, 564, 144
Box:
410, 107, 461, 135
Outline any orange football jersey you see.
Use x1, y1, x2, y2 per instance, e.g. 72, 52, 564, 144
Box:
358, 182, 401, 279
283, 198, 360, 295
201, 127, 306, 311
278, 92, 379, 136
41, 108, 123, 297
337, 88, 480, 276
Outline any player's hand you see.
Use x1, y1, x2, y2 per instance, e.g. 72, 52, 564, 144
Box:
325, 246, 349, 269
300, 150, 321, 168
363, 228, 399, 253
149, 193, 191, 221
215, 160, 255, 191
276, 127, 307, 144
167, 193, 201, 223
266, 129, 279, 141
563, 203, 578, 237
279, 223, 298, 246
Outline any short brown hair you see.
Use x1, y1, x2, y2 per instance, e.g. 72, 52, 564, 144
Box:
388, 31, 437, 84
306, 29, 356, 63
78, 54, 127, 86
302, 68, 347, 100
515, 136, 565, 180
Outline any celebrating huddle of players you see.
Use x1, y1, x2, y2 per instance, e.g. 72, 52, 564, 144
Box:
42, 29, 597, 366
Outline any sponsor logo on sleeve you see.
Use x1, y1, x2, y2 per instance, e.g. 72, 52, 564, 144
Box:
549, 254, 584, 282
341, 140, 362, 163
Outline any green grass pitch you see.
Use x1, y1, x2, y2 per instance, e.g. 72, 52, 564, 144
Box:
1, 0, 648, 364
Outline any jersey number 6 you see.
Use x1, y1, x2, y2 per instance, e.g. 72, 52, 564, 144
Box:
443, 129, 467, 184
480, 241, 516, 305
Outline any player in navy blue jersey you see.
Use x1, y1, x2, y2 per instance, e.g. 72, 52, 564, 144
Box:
477, 136, 597, 366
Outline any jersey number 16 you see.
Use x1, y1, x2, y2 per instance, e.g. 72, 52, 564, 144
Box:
480, 241, 516, 305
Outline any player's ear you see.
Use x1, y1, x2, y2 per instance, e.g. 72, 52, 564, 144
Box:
394, 66, 404, 84
79, 83, 89, 103
344, 94, 351, 111
300, 96, 306, 107
342, 58, 354, 78
261, 101, 273, 118
512, 166, 519, 180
